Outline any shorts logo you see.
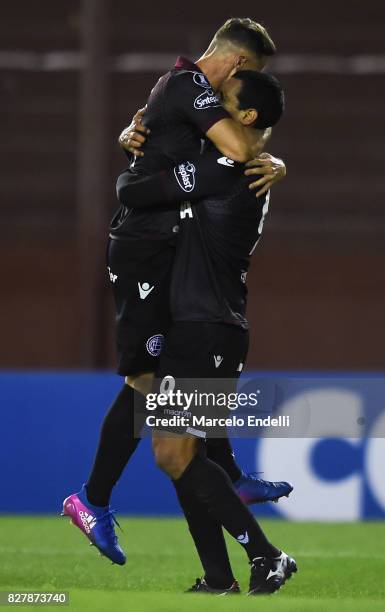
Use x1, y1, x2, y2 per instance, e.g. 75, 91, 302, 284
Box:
217, 156, 235, 168
174, 162, 196, 193
240, 271, 247, 284
107, 267, 118, 283
236, 532, 249, 545
180, 202, 193, 219
194, 88, 221, 110
146, 334, 164, 357
214, 355, 223, 368
193, 72, 211, 88
138, 281, 154, 300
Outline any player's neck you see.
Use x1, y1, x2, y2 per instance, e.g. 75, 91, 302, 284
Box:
244, 128, 268, 158
195, 53, 229, 92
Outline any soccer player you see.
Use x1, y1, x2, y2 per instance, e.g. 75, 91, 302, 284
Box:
62, 18, 291, 575
117, 70, 297, 595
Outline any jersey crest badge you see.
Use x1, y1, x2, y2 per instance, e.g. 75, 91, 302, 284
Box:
146, 334, 165, 357
193, 72, 211, 88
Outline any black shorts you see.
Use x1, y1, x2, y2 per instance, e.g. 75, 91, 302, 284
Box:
107, 236, 175, 376
151, 321, 249, 437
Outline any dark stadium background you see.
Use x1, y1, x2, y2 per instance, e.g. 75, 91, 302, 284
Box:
1, 0, 384, 372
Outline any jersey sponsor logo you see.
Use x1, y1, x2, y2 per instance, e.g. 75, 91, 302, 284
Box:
107, 267, 118, 283
214, 355, 223, 368
217, 156, 235, 167
138, 281, 154, 300
174, 162, 196, 193
146, 334, 164, 357
180, 202, 193, 219
193, 72, 211, 88
194, 88, 221, 110
236, 532, 249, 544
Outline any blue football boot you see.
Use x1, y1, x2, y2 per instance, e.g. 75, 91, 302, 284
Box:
235, 472, 293, 505
61, 485, 126, 565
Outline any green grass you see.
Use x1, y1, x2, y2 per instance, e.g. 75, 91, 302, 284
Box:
0, 517, 384, 611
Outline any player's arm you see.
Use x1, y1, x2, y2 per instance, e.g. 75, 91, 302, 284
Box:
118, 77, 286, 192
205, 118, 267, 162
118, 104, 259, 162
116, 150, 243, 209
118, 106, 149, 158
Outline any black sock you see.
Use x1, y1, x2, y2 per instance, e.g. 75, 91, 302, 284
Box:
175, 453, 279, 562
206, 437, 242, 483
86, 384, 146, 506
175, 484, 235, 589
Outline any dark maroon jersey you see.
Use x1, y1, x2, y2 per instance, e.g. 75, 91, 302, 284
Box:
116, 145, 270, 329
110, 57, 229, 240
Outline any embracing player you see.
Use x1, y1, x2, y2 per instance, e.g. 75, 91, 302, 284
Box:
62, 19, 293, 591
117, 69, 297, 595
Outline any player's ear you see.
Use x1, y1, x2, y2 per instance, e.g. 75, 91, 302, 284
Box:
242, 108, 258, 126
234, 55, 247, 71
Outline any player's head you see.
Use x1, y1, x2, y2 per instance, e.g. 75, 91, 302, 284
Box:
220, 70, 284, 129
209, 17, 276, 74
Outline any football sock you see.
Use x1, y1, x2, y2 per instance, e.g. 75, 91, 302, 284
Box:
86, 384, 145, 507
175, 485, 235, 589
206, 437, 242, 483
175, 453, 279, 561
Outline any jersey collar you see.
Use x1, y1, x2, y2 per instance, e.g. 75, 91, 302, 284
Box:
174, 56, 200, 72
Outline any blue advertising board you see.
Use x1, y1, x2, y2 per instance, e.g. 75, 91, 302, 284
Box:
1, 372, 384, 519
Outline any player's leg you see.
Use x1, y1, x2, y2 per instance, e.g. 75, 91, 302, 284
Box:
152, 322, 297, 593
62, 238, 173, 563
86, 238, 173, 501
153, 427, 297, 594
86, 370, 155, 506
175, 484, 238, 592
152, 415, 279, 565
85, 378, 148, 507
153, 431, 292, 584
152, 433, 239, 591
62, 380, 147, 564
205, 330, 293, 504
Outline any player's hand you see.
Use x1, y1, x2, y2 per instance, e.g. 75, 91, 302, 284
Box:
244, 153, 286, 198
118, 106, 150, 157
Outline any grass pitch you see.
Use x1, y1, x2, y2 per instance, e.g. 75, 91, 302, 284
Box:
0, 517, 384, 611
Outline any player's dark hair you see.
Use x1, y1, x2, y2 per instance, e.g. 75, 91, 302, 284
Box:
234, 70, 284, 129
214, 18, 276, 57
